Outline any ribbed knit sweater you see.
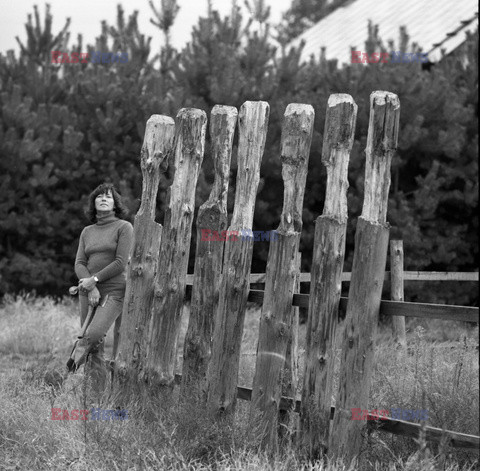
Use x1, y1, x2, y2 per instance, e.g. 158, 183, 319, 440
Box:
74, 211, 134, 297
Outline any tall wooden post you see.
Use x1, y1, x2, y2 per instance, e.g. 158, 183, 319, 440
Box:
300, 94, 357, 458
390, 240, 406, 348
250, 104, 315, 451
181, 105, 238, 399
279, 250, 301, 440
329, 91, 400, 464
206, 101, 269, 416
114, 115, 175, 393
146, 108, 207, 388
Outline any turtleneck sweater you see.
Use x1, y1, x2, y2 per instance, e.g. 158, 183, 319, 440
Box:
74, 211, 134, 297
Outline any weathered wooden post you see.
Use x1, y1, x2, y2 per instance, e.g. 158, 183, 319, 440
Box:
279, 251, 301, 440
146, 108, 207, 388
390, 240, 406, 348
328, 91, 400, 464
250, 104, 314, 451
181, 105, 238, 399
300, 94, 357, 458
114, 115, 175, 393
206, 101, 269, 416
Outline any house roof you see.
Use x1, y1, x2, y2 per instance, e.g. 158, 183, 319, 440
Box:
288, 0, 478, 65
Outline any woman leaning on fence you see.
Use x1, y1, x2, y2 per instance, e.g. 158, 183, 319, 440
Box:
73, 182, 133, 394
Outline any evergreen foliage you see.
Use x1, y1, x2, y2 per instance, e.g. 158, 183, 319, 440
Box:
276, 0, 352, 44
0, 2, 477, 306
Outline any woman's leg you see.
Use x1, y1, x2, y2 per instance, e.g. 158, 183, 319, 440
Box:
83, 295, 124, 393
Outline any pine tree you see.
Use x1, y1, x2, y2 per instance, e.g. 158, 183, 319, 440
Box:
149, 0, 180, 75
276, 0, 352, 44
0, 1, 477, 306
286, 23, 479, 305
0, 4, 174, 295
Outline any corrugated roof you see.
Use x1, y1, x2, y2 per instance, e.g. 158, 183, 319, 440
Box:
288, 0, 478, 64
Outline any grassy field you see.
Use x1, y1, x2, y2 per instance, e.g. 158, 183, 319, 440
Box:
0, 293, 478, 470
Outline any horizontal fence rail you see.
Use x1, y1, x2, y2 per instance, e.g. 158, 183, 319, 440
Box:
171, 374, 479, 450
395, 271, 479, 282
186, 272, 479, 284
376, 299, 478, 322
183, 285, 479, 323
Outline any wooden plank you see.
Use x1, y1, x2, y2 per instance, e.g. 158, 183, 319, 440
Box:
115, 115, 175, 394
372, 416, 480, 450
279, 251, 301, 439
184, 287, 479, 323
403, 271, 479, 281
172, 373, 480, 450
181, 105, 237, 399
300, 94, 356, 458
330, 220, 392, 460
249, 290, 479, 323
186, 271, 479, 285
323, 91, 398, 462
206, 101, 269, 417
147, 108, 207, 388
380, 300, 479, 323
250, 103, 314, 452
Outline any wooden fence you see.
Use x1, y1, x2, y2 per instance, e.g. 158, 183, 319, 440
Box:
115, 92, 479, 464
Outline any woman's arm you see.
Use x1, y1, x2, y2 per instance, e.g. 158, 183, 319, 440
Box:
74, 229, 91, 280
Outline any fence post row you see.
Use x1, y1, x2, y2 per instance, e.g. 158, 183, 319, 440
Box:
206, 101, 270, 416
109, 92, 480, 464
329, 91, 400, 464
114, 115, 175, 394
390, 239, 406, 348
250, 104, 315, 452
146, 108, 207, 388
300, 94, 357, 458
180, 105, 238, 400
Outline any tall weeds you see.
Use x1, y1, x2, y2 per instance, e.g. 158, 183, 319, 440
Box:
0, 294, 478, 470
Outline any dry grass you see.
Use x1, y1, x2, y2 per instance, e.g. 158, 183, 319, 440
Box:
0, 294, 478, 470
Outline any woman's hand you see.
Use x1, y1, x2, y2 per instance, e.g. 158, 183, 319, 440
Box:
88, 286, 100, 307
79, 276, 97, 292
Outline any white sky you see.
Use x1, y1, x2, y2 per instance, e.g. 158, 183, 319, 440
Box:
0, 0, 292, 55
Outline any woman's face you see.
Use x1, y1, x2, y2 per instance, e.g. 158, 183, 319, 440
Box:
95, 190, 115, 212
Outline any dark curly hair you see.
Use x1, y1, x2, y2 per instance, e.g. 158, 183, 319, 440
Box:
85, 182, 128, 223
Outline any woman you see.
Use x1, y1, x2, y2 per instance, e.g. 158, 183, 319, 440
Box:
74, 182, 134, 394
